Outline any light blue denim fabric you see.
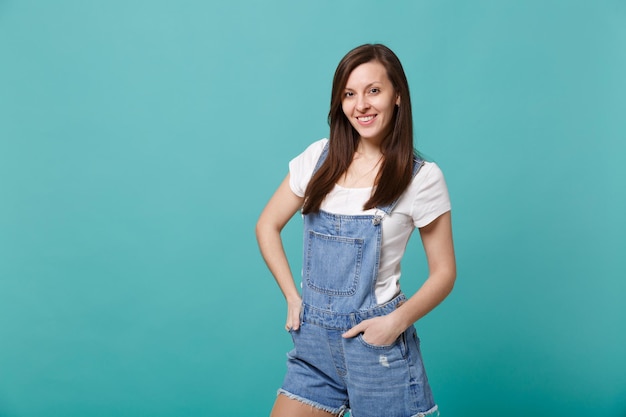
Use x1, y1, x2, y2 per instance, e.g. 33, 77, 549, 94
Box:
279, 144, 438, 417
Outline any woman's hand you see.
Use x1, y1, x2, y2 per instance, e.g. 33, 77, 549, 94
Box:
341, 314, 403, 346
285, 297, 302, 331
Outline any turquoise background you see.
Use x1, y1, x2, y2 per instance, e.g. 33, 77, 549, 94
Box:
1, 1, 625, 416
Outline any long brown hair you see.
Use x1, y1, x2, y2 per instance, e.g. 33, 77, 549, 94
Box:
302, 44, 415, 214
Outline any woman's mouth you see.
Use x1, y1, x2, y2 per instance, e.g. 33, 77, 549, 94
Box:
357, 115, 376, 124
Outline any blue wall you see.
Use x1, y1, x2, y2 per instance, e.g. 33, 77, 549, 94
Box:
1, 1, 624, 416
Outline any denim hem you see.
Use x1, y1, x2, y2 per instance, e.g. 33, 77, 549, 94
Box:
412, 404, 439, 417
277, 389, 348, 416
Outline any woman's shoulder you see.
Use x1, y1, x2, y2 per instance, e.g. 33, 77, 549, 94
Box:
300, 138, 328, 157
402, 160, 450, 227
403, 160, 449, 203
412, 161, 446, 187
290, 138, 328, 169
288, 138, 328, 197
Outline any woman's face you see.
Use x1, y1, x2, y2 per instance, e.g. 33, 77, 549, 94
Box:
342, 61, 400, 145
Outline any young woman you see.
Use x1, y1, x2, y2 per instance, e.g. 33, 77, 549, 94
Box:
256, 44, 456, 417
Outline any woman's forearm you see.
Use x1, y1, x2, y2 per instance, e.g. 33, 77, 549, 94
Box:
256, 223, 301, 303
392, 269, 456, 331
255, 174, 304, 303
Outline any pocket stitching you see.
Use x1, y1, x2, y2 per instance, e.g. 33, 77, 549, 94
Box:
305, 231, 363, 296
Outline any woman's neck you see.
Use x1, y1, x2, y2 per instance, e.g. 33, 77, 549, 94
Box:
355, 138, 383, 160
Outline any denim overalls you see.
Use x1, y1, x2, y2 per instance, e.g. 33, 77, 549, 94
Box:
279, 145, 438, 417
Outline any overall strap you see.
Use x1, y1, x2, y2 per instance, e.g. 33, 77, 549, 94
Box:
311, 141, 330, 176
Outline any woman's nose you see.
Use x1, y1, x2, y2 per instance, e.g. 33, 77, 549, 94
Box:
356, 96, 370, 112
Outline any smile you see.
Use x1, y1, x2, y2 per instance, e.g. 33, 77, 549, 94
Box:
357, 115, 376, 123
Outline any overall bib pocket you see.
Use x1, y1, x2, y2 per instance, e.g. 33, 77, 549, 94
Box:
305, 230, 363, 296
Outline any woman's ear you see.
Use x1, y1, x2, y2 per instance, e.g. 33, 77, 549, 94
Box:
396, 95, 401, 106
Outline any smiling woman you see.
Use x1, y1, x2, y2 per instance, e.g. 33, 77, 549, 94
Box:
341, 61, 400, 145
256, 44, 456, 417
338, 61, 401, 189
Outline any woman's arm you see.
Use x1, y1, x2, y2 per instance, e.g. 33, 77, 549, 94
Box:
256, 174, 305, 331
342, 211, 456, 345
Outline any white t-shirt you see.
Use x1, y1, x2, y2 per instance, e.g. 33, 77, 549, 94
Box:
289, 138, 451, 304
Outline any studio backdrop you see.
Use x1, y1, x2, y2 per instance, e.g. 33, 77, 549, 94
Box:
1, 1, 624, 416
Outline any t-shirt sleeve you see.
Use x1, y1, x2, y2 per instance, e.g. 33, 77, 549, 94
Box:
411, 163, 451, 228
288, 138, 328, 197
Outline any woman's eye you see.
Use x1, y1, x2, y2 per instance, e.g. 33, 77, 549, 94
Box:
369, 88, 380, 94
344, 91, 354, 98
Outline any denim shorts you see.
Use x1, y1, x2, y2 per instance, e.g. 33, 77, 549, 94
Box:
279, 294, 438, 417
